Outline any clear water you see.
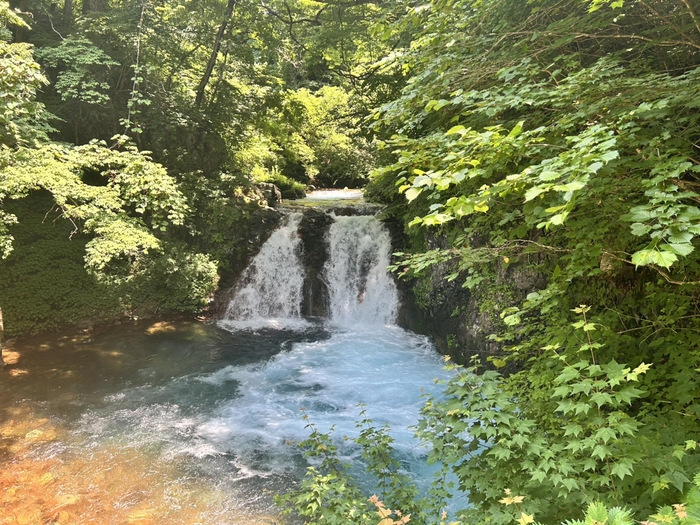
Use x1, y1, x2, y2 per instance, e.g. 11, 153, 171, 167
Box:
1, 321, 450, 523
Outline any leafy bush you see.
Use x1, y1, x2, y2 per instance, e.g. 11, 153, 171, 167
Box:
0, 193, 123, 336
266, 172, 307, 199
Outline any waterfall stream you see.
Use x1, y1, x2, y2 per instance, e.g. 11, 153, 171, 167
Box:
0, 204, 457, 523
324, 215, 399, 327
222, 211, 400, 329
223, 213, 308, 329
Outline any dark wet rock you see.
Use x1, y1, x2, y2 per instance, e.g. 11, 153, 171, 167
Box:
390, 224, 546, 368
298, 209, 335, 317
257, 183, 282, 208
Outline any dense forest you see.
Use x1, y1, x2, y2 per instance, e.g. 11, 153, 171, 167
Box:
1, 0, 699, 522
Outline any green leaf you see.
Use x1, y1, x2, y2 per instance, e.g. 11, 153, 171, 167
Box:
660, 243, 694, 256
405, 187, 422, 202
652, 249, 678, 268
553, 181, 586, 192
538, 170, 560, 181
507, 121, 524, 138
524, 185, 549, 202
630, 223, 651, 236
445, 125, 466, 136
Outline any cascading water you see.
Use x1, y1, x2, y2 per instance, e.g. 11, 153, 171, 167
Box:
210, 209, 452, 500
0, 202, 461, 524
324, 215, 399, 327
222, 213, 308, 329
221, 210, 400, 328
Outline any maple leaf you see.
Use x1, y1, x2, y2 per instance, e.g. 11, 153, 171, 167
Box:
499, 493, 525, 505
517, 512, 535, 525
627, 362, 652, 380
673, 504, 688, 520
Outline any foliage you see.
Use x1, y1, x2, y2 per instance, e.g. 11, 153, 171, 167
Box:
227, 86, 376, 189
279, 366, 700, 523
276, 407, 447, 524
0, 4, 218, 331
38, 36, 118, 106
0, 2, 51, 148
0, 141, 189, 275
177, 171, 268, 275
364, 0, 700, 500
121, 242, 219, 313
0, 139, 219, 332
0, 193, 123, 336
352, 0, 700, 524
415, 307, 699, 523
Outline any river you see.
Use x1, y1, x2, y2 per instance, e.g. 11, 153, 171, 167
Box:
0, 196, 451, 524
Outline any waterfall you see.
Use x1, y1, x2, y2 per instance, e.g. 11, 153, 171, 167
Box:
324, 215, 399, 327
222, 211, 399, 328
222, 213, 306, 328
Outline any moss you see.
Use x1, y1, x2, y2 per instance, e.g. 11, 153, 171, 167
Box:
0, 192, 123, 336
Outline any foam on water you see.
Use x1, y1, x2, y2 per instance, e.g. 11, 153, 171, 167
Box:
75, 325, 450, 487
196, 327, 446, 468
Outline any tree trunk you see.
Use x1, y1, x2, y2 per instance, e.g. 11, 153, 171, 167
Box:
194, 0, 236, 108
13, 0, 29, 42
63, 0, 73, 27
82, 0, 107, 15
0, 307, 5, 368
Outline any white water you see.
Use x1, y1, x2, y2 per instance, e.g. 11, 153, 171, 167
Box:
195, 327, 446, 477
222, 212, 400, 329
213, 212, 450, 489
325, 215, 399, 327
222, 213, 310, 330
41, 212, 457, 520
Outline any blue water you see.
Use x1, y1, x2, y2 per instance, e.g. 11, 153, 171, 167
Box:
3, 320, 454, 521
2, 213, 463, 522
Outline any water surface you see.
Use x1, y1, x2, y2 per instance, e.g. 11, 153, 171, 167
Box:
1, 319, 448, 524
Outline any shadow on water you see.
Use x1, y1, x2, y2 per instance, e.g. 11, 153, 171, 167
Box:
0, 320, 331, 415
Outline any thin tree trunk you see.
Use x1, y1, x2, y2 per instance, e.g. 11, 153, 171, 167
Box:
0, 307, 5, 368
82, 0, 107, 15
13, 0, 29, 42
194, 0, 236, 108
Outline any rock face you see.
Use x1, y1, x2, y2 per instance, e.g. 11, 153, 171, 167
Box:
388, 221, 547, 367
297, 209, 334, 318
257, 183, 283, 208
209, 207, 283, 317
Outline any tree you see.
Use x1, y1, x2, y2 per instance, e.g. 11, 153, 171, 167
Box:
0, 1, 217, 335
195, 0, 237, 108
361, 0, 700, 520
